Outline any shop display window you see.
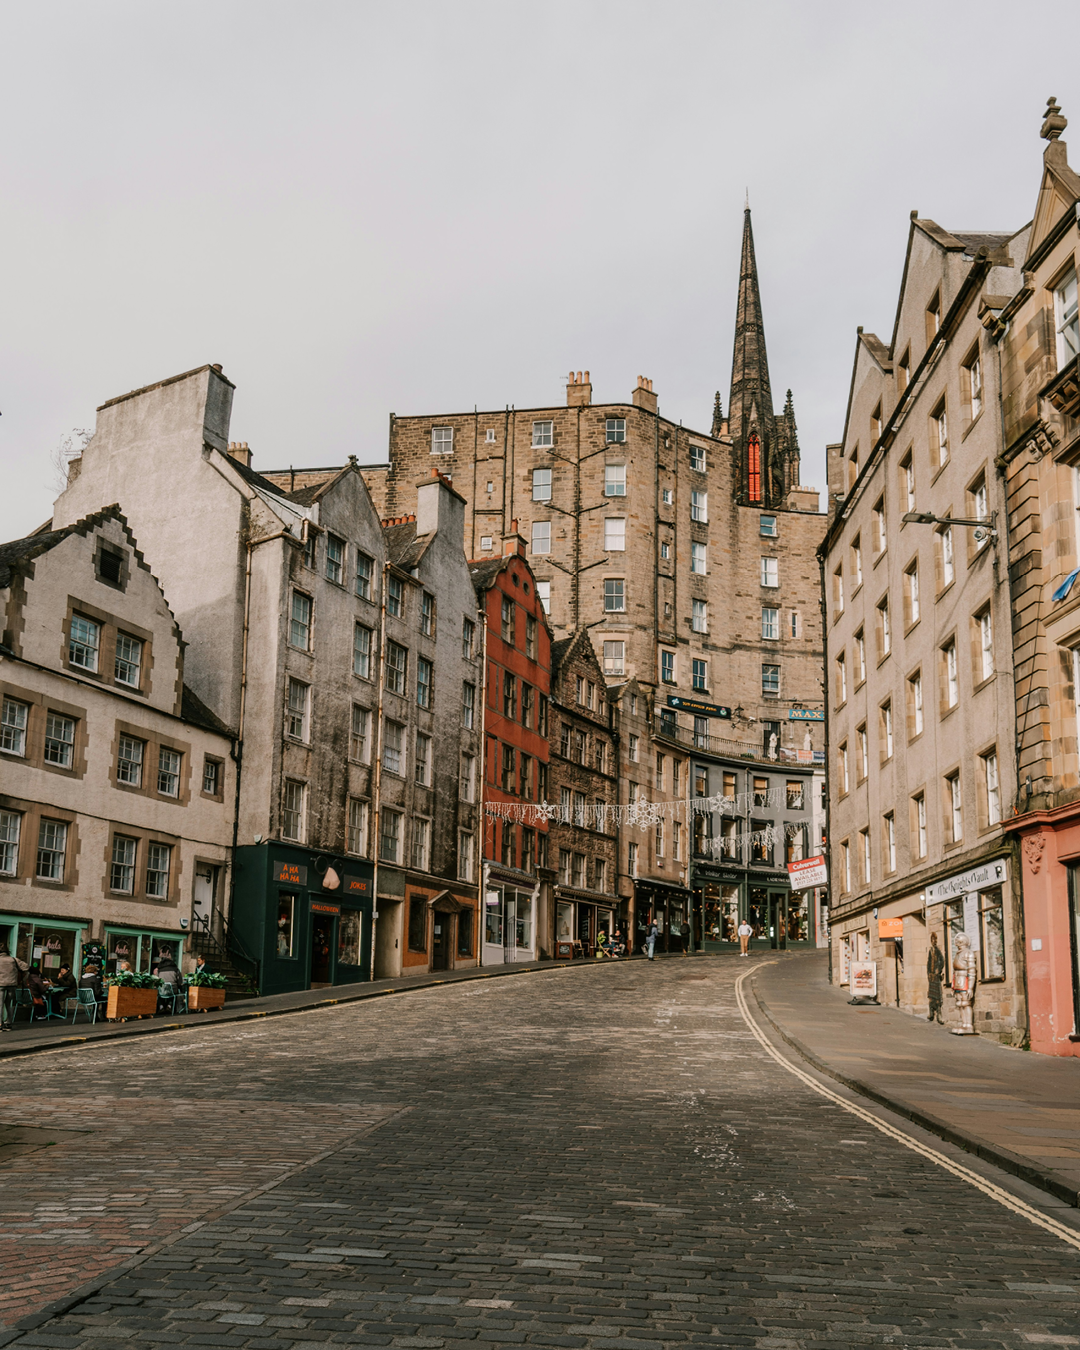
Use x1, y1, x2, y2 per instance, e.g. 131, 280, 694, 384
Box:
979, 887, 1005, 981
338, 909, 362, 966
556, 902, 574, 941
748, 888, 768, 936
516, 894, 532, 949
407, 895, 429, 953
944, 901, 964, 982
16, 922, 79, 973
485, 888, 503, 946
786, 894, 809, 942
457, 907, 473, 957
277, 893, 296, 958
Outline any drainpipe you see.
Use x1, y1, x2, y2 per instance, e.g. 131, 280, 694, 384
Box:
818, 547, 832, 982
476, 598, 489, 965
369, 560, 391, 979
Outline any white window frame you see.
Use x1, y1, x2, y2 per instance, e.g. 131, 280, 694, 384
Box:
531, 520, 551, 554
604, 517, 626, 551
532, 467, 552, 501
532, 420, 553, 449
604, 463, 627, 496
603, 640, 625, 676
762, 607, 779, 641
691, 541, 706, 574
690, 490, 708, 523
431, 426, 454, 455
1056, 268, 1079, 368
761, 557, 779, 588
691, 599, 707, 633
286, 677, 310, 742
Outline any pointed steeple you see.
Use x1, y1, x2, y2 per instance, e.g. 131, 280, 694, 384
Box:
711, 391, 724, 438
729, 207, 775, 454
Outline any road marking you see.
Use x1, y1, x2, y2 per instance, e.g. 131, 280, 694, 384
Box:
734, 964, 1080, 1254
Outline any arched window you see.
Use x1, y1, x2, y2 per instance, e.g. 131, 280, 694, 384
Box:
747, 432, 762, 503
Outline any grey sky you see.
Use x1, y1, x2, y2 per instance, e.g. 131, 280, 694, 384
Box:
2, 0, 1075, 541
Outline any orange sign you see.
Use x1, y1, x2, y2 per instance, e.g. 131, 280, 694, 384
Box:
878, 916, 904, 939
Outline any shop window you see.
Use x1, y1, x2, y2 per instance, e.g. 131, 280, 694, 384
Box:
457, 905, 474, 956
979, 887, 1005, 981
407, 896, 429, 950
277, 894, 296, 957
338, 909, 362, 966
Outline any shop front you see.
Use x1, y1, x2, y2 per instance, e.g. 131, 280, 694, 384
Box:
101, 926, 184, 975
634, 878, 692, 955
482, 864, 537, 966
1, 913, 87, 976
554, 887, 618, 958
693, 864, 815, 951
232, 842, 374, 995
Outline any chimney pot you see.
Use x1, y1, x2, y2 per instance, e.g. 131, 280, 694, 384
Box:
631, 376, 658, 413
566, 367, 592, 408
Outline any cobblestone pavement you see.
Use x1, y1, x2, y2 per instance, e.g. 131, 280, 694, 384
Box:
1, 956, 1078, 1349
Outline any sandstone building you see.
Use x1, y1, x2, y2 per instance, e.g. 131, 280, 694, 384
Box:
821, 205, 1028, 1039
993, 100, 1080, 1056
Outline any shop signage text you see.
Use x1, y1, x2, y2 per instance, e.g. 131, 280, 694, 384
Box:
666, 695, 732, 719
878, 916, 904, 939
273, 860, 308, 885
850, 960, 877, 997
343, 875, 370, 895
788, 708, 825, 721
925, 859, 1007, 906
311, 901, 340, 916
787, 855, 827, 890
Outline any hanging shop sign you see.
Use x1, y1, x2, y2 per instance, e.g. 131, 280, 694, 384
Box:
787, 855, 828, 891
273, 860, 308, 886
924, 858, 1007, 906
666, 695, 732, 719
788, 708, 825, 721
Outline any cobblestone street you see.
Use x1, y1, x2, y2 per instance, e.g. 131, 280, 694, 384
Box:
1, 957, 1078, 1350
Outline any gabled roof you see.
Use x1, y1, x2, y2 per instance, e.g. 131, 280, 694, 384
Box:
0, 504, 145, 590
550, 627, 602, 683
468, 555, 514, 592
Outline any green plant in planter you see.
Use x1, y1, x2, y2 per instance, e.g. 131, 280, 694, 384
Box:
106, 971, 163, 990
187, 971, 228, 988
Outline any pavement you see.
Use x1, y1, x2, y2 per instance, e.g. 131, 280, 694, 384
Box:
1, 952, 1079, 1350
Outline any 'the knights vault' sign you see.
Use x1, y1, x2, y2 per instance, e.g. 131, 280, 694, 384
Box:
666, 695, 732, 719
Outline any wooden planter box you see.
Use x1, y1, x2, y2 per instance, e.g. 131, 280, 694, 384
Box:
106, 985, 158, 1020
188, 985, 226, 1011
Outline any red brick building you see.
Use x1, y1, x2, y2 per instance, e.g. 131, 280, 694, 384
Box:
470, 537, 552, 964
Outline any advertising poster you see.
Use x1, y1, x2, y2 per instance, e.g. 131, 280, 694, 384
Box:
849, 960, 878, 998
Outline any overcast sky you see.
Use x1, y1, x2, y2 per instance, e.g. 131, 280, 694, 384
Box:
2, 1, 1076, 540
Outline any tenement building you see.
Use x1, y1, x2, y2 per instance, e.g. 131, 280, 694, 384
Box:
52, 367, 482, 991
547, 630, 620, 957
992, 101, 1080, 1056
0, 506, 234, 977
365, 209, 829, 947
822, 208, 1028, 1040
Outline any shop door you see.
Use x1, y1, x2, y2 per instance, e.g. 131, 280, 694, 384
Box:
503, 895, 516, 964
748, 888, 769, 945
310, 915, 336, 987
768, 893, 788, 950
432, 913, 453, 972
577, 905, 593, 956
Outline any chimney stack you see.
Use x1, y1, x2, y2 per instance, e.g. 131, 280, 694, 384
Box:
503, 519, 528, 557
631, 376, 657, 414
567, 370, 592, 408
227, 441, 252, 467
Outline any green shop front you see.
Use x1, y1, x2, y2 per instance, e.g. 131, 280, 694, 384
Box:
232, 843, 374, 995
692, 861, 815, 951
1, 912, 87, 975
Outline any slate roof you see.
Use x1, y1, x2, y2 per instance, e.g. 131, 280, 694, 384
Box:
181, 684, 235, 739
383, 519, 430, 569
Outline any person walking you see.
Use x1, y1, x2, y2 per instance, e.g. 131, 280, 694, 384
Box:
737, 919, 753, 956
645, 919, 658, 961
0, 944, 29, 1031
926, 932, 945, 1024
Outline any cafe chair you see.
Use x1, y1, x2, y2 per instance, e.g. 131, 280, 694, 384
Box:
13, 989, 40, 1023
67, 988, 103, 1024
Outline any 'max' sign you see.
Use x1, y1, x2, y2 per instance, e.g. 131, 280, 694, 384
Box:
925, 859, 1007, 905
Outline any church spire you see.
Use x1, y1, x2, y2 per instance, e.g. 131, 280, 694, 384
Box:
711, 391, 724, 438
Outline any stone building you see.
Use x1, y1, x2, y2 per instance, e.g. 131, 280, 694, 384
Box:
52, 367, 481, 991
991, 100, 1080, 1056
546, 629, 620, 957
821, 207, 1028, 1039
362, 210, 828, 949
0, 505, 234, 977
470, 541, 552, 965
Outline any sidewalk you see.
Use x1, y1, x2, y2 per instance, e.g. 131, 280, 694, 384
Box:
753, 951, 1080, 1207
0, 954, 618, 1060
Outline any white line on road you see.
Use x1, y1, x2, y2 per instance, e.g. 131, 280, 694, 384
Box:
734, 963, 1080, 1255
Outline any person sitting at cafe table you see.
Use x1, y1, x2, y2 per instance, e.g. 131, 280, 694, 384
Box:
51, 964, 77, 995
26, 964, 51, 1013
79, 963, 104, 1003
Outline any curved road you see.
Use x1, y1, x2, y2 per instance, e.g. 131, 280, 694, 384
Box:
1, 957, 1077, 1348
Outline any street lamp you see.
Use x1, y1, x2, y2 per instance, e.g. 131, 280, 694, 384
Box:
901, 510, 998, 545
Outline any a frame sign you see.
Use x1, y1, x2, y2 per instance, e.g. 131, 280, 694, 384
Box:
666, 695, 732, 719
787, 855, 827, 891
273, 860, 308, 886
788, 708, 825, 722
924, 858, 1007, 906
849, 960, 877, 997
